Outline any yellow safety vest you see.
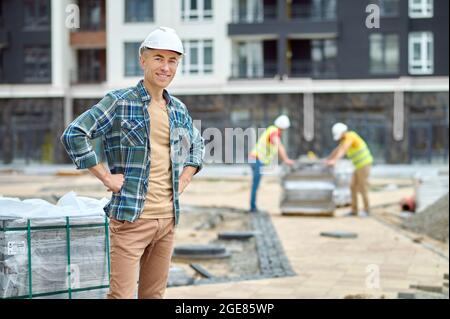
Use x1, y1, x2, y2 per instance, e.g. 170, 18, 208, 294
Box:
344, 131, 374, 170
250, 125, 280, 165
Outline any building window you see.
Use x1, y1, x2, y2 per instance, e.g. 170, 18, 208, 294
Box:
408, 94, 449, 164
310, 39, 337, 77
124, 42, 142, 77
370, 33, 399, 75
374, 0, 400, 17
181, 0, 213, 21
232, 0, 264, 23
0, 50, 3, 82
409, 0, 433, 18
76, 49, 106, 83
182, 40, 213, 75
24, 0, 50, 29
231, 41, 276, 79
23, 45, 51, 83
409, 32, 434, 75
125, 0, 154, 22
78, 0, 105, 30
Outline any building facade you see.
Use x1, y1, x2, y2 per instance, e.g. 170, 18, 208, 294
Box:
0, 0, 65, 164
0, 0, 448, 165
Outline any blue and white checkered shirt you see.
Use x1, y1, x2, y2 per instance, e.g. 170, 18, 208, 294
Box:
61, 80, 205, 224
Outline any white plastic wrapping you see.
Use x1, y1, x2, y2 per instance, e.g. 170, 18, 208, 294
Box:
0, 193, 110, 299
0, 192, 109, 219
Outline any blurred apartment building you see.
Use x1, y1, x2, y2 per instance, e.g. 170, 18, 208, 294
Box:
0, 0, 448, 165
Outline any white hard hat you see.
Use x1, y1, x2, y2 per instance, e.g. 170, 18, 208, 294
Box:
274, 115, 291, 130
332, 123, 348, 141
139, 27, 184, 55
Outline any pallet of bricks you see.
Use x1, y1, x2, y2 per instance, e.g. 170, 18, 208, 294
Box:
333, 160, 353, 208
281, 159, 336, 216
0, 216, 110, 299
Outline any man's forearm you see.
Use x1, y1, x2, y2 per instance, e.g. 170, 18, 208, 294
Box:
329, 149, 347, 163
88, 163, 111, 184
184, 126, 205, 174
88, 163, 124, 193
181, 166, 198, 180
61, 94, 118, 170
335, 148, 346, 160
178, 166, 198, 195
278, 143, 289, 163
328, 147, 339, 161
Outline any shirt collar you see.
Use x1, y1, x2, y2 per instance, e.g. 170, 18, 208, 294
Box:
137, 80, 173, 107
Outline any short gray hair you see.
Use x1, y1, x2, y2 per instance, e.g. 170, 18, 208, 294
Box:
139, 46, 150, 57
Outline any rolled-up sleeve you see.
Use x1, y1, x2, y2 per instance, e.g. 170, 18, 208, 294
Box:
61, 94, 118, 170
183, 113, 205, 174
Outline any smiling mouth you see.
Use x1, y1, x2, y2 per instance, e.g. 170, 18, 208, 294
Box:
156, 73, 171, 80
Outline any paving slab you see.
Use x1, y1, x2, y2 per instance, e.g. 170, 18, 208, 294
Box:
1, 170, 448, 299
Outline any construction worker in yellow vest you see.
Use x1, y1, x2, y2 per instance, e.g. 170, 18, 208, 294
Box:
326, 123, 374, 217
248, 115, 295, 213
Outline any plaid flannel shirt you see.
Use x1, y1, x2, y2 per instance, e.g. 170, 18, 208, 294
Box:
61, 80, 205, 225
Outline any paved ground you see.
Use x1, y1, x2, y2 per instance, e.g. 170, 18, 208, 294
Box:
166, 176, 449, 299
0, 166, 448, 299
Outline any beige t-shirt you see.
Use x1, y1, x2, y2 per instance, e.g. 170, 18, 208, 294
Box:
140, 102, 174, 219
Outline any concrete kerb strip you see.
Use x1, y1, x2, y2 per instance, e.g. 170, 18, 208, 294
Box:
320, 231, 358, 239
189, 264, 215, 279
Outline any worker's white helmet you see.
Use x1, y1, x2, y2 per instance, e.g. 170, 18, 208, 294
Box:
139, 27, 184, 56
274, 115, 291, 130
332, 123, 348, 141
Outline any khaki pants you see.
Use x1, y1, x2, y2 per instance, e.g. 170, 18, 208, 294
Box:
107, 217, 175, 299
350, 165, 371, 214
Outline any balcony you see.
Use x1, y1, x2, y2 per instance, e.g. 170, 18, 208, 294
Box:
231, 62, 278, 79
290, 60, 337, 78
70, 31, 106, 49
70, 0, 106, 49
231, 5, 277, 24
290, 0, 337, 21
229, 0, 338, 37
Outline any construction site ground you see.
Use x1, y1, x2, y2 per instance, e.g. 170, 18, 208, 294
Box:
0, 166, 448, 299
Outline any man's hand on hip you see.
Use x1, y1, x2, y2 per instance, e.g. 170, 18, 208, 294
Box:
179, 166, 198, 195
88, 164, 124, 194
103, 174, 125, 193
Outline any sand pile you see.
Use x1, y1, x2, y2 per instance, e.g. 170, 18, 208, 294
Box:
402, 193, 449, 243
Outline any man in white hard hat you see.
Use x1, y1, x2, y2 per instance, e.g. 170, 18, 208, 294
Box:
248, 115, 295, 213
326, 123, 373, 217
61, 27, 205, 298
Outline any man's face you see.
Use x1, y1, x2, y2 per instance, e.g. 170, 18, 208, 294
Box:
140, 49, 181, 89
